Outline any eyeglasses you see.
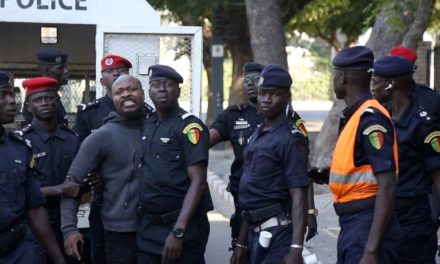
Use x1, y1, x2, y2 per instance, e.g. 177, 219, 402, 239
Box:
149, 79, 177, 89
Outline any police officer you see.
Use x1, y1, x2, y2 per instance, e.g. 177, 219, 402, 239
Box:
371, 55, 440, 263
22, 48, 70, 126
230, 65, 309, 264
210, 62, 315, 249
61, 75, 148, 264
73, 54, 145, 264
0, 71, 65, 263
323, 46, 400, 263
137, 65, 212, 263
19, 76, 80, 263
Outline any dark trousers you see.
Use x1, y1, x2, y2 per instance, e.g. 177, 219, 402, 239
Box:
337, 208, 401, 264
89, 194, 106, 264
104, 230, 137, 264
0, 240, 35, 263
248, 224, 292, 264
137, 213, 209, 263
396, 200, 437, 264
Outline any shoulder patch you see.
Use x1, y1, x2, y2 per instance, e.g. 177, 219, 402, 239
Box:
9, 133, 32, 148
424, 131, 440, 153
183, 122, 203, 144
363, 124, 387, 150
295, 119, 308, 137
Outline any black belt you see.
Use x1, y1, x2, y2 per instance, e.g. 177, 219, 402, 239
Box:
242, 202, 287, 224
0, 222, 26, 257
395, 196, 428, 209
139, 208, 181, 225
334, 196, 376, 216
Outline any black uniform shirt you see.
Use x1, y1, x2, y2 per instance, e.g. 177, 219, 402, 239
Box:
19, 120, 78, 222
339, 95, 396, 174
140, 107, 209, 213
239, 118, 309, 211
211, 103, 307, 194
394, 97, 440, 197
413, 83, 440, 121
0, 129, 45, 231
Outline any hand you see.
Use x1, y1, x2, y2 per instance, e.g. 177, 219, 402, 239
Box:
308, 167, 330, 185
282, 249, 303, 264
306, 214, 318, 242
230, 247, 247, 264
64, 232, 83, 261
359, 250, 378, 264
61, 178, 80, 197
161, 233, 183, 264
83, 172, 102, 191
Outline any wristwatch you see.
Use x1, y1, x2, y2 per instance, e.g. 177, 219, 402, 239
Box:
172, 228, 185, 239
308, 208, 318, 216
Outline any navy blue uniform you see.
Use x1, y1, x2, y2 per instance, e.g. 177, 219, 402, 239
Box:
0, 130, 46, 263
23, 97, 68, 127
393, 96, 440, 264
336, 95, 401, 264
138, 107, 212, 263
238, 118, 308, 264
19, 120, 78, 263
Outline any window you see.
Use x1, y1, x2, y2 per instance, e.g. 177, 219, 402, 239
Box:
41, 27, 58, 44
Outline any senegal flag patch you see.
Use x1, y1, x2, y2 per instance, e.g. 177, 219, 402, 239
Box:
363, 125, 386, 150
183, 123, 204, 144
424, 131, 440, 153
295, 119, 308, 137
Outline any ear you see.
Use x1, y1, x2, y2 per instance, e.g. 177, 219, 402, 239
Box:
25, 100, 31, 113
100, 77, 105, 88
176, 86, 181, 98
340, 71, 347, 85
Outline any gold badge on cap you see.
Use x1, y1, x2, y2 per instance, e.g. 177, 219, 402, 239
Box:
258, 76, 264, 86
55, 56, 62, 63
105, 58, 114, 66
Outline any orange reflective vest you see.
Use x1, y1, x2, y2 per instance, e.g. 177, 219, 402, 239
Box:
329, 99, 398, 204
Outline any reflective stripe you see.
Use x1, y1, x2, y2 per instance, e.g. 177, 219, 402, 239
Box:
330, 171, 377, 185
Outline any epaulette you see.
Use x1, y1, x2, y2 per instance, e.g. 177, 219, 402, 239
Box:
361, 107, 375, 116
14, 124, 32, 136
77, 100, 100, 111
9, 132, 32, 148
180, 112, 193, 120
416, 107, 434, 124
144, 102, 155, 114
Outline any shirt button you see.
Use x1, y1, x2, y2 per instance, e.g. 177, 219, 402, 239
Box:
176, 155, 180, 159
156, 155, 160, 159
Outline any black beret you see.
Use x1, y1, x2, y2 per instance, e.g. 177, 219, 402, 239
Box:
258, 64, 292, 90
0, 71, 11, 89
148, 64, 183, 84
373, 56, 414, 78
243, 62, 264, 74
37, 48, 68, 65
332, 46, 374, 70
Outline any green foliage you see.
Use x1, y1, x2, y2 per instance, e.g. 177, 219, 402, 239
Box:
147, 0, 212, 24
428, 0, 440, 33
287, 0, 380, 46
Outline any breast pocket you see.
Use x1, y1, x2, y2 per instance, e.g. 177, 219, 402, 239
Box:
0, 170, 9, 185
156, 149, 183, 163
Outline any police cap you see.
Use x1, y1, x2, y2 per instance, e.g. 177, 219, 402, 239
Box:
332, 46, 374, 71
101, 54, 132, 72
22, 77, 58, 97
148, 64, 183, 84
243, 62, 264, 74
389, 46, 417, 63
0, 71, 11, 89
258, 64, 292, 90
373, 56, 414, 78
37, 48, 68, 65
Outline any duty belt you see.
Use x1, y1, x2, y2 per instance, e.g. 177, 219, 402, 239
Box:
242, 202, 286, 225
139, 207, 181, 225
333, 196, 376, 216
0, 221, 26, 257
395, 196, 428, 209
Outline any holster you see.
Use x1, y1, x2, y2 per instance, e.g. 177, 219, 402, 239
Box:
242, 202, 288, 225
0, 220, 26, 256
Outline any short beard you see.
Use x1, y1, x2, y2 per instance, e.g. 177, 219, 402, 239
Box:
119, 108, 144, 120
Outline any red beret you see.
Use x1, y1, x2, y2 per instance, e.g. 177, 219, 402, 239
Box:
101, 54, 132, 72
389, 46, 417, 63
22, 77, 58, 97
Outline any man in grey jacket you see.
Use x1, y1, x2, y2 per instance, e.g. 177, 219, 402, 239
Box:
61, 75, 147, 264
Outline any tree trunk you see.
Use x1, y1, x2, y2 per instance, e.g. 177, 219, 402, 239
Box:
311, 0, 430, 169
245, 0, 288, 68
402, 0, 434, 49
